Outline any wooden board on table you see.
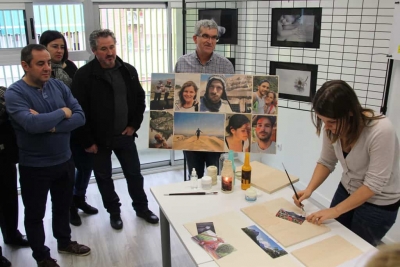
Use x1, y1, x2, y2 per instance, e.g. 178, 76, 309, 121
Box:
184, 211, 300, 267
292, 235, 363, 267
236, 161, 299, 193
241, 197, 330, 247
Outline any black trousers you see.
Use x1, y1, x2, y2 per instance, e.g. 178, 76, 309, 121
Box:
0, 160, 19, 243
92, 135, 148, 215
184, 151, 221, 179
19, 158, 74, 262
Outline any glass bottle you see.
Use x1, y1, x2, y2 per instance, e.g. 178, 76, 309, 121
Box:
241, 152, 251, 190
221, 160, 234, 193
190, 168, 198, 189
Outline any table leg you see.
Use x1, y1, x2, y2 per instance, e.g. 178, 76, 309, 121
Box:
160, 207, 171, 267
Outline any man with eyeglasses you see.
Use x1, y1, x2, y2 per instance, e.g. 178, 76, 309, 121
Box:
175, 19, 234, 179
175, 19, 234, 74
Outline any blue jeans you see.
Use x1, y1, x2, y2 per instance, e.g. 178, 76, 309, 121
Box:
70, 142, 93, 196
330, 183, 398, 246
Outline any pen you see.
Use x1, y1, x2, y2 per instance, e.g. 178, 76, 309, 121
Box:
282, 163, 305, 212
164, 192, 218, 196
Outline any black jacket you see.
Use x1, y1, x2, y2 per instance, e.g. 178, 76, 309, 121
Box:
71, 56, 146, 148
0, 114, 18, 164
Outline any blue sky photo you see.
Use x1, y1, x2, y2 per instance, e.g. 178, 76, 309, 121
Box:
174, 112, 225, 137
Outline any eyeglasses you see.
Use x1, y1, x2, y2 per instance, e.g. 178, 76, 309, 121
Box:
197, 34, 219, 42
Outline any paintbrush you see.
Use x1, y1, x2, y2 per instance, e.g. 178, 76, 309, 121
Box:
164, 192, 218, 196
282, 163, 305, 213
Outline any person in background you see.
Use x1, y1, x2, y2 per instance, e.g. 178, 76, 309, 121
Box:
224, 114, 250, 152
5, 44, 90, 267
293, 80, 400, 247
39, 30, 98, 227
175, 19, 234, 178
0, 86, 29, 267
175, 81, 199, 112
71, 29, 159, 230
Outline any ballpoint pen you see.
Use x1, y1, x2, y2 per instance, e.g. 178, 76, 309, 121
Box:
282, 163, 305, 213
164, 192, 218, 196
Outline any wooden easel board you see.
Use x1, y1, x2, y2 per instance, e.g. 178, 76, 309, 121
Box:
184, 211, 300, 267
236, 161, 299, 193
292, 235, 363, 267
241, 198, 330, 247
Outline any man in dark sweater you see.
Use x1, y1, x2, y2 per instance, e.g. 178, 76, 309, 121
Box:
71, 29, 159, 230
5, 44, 90, 267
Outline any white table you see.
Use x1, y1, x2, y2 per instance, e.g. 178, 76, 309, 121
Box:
151, 180, 376, 267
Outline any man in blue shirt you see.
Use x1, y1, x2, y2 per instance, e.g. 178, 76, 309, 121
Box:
175, 19, 234, 179
5, 44, 90, 267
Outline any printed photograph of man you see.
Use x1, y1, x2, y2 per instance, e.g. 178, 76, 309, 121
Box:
251, 115, 277, 154
150, 73, 175, 110
199, 74, 232, 112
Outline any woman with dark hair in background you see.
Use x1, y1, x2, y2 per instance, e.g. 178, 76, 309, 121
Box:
264, 91, 277, 114
40, 30, 98, 227
293, 80, 400, 246
224, 114, 250, 152
175, 81, 199, 112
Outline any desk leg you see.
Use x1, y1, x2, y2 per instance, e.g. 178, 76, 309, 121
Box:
160, 207, 171, 267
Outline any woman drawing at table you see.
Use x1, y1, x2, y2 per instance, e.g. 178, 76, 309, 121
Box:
293, 80, 400, 246
224, 114, 250, 152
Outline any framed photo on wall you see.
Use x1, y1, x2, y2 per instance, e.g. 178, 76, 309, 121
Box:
269, 61, 318, 102
271, 7, 322, 48
198, 9, 238, 45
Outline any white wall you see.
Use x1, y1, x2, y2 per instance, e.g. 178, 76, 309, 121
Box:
383, 60, 400, 243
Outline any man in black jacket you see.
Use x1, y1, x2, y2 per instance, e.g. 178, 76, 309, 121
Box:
71, 29, 158, 230
0, 86, 29, 267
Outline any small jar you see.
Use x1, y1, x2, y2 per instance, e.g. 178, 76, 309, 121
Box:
207, 165, 218, 185
245, 188, 257, 202
201, 176, 212, 190
221, 160, 234, 193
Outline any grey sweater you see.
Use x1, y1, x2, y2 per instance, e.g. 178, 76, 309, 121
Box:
318, 117, 400, 206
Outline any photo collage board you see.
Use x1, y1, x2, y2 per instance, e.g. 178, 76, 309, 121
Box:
148, 73, 279, 154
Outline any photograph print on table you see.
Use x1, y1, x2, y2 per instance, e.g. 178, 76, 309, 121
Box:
276, 209, 306, 225
242, 225, 287, 259
270, 61, 318, 103
192, 230, 236, 259
196, 222, 216, 234
271, 7, 322, 48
